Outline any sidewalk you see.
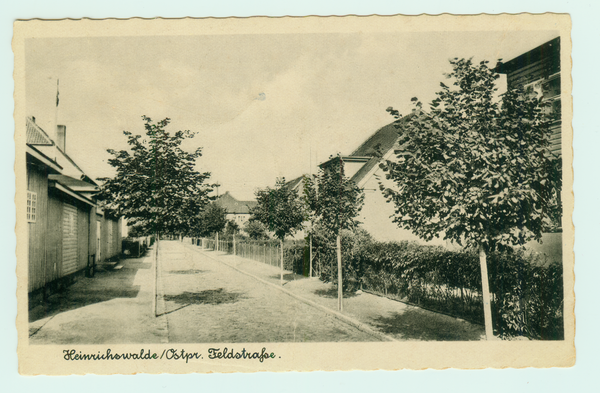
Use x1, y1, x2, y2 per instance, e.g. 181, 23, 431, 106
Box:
185, 243, 485, 341
28, 246, 168, 344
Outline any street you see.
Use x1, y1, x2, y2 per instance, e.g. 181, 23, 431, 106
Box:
157, 241, 377, 342
29, 240, 378, 344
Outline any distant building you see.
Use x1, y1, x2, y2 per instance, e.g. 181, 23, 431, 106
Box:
26, 117, 122, 307
214, 191, 258, 226
285, 117, 448, 245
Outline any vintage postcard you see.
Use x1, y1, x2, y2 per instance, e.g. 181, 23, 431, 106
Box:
14, 14, 574, 375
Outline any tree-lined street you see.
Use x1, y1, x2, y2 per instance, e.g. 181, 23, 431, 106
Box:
156, 241, 378, 342
29, 241, 382, 344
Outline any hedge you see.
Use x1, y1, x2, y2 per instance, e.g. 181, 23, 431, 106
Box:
304, 231, 563, 340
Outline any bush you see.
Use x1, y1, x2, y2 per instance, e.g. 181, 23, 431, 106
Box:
310, 228, 372, 292
311, 231, 564, 340
282, 241, 307, 275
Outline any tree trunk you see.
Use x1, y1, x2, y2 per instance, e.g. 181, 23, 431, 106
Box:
280, 238, 284, 286
337, 234, 343, 312
216, 232, 219, 251
479, 243, 494, 340
309, 233, 313, 278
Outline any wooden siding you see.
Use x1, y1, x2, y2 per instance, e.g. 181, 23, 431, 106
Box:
88, 207, 97, 262
116, 218, 122, 255
62, 203, 78, 275
97, 215, 121, 261
503, 38, 562, 160
96, 216, 102, 262
27, 162, 48, 292
549, 121, 562, 158
506, 58, 559, 89
46, 193, 63, 285
77, 206, 90, 272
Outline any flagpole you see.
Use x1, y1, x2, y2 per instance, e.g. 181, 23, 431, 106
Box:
54, 79, 59, 159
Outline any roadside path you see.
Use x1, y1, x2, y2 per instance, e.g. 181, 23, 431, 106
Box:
29, 246, 168, 344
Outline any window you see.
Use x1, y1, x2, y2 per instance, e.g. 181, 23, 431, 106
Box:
524, 74, 561, 122
27, 191, 37, 223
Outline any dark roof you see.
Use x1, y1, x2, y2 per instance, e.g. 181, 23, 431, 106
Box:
347, 117, 412, 183
48, 174, 99, 192
283, 176, 304, 192
26, 117, 53, 145
495, 37, 560, 75
350, 157, 380, 183
215, 191, 257, 214
350, 122, 400, 157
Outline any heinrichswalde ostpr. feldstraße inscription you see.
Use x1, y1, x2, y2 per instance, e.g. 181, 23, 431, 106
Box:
63, 348, 277, 363
15, 15, 574, 374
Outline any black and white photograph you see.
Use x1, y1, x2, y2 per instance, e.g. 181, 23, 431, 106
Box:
14, 14, 574, 374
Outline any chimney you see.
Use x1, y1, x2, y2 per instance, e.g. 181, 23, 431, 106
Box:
56, 125, 66, 153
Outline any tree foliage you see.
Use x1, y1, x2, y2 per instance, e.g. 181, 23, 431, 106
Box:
381, 58, 560, 251
243, 219, 270, 240
197, 202, 228, 237
97, 116, 213, 236
307, 155, 365, 237
252, 178, 304, 241
225, 219, 240, 236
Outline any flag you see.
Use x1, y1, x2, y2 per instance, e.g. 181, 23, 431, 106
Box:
56, 79, 59, 107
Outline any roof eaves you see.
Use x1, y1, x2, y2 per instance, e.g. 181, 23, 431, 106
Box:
26, 144, 63, 173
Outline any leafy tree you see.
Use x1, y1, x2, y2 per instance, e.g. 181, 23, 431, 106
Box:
308, 155, 364, 309
243, 219, 270, 240
380, 58, 560, 339
311, 155, 364, 237
225, 219, 240, 237
97, 116, 213, 237
197, 202, 227, 237
252, 178, 305, 284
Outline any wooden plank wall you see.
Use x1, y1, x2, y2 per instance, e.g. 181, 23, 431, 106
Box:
88, 207, 97, 262
46, 193, 63, 285
27, 162, 48, 292
62, 203, 78, 275
549, 122, 562, 158
96, 214, 103, 262
103, 217, 120, 259
506, 57, 562, 159
77, 206, 90, 272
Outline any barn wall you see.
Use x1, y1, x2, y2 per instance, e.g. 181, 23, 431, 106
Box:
27, 162, 48, 292
105, 217, 120, 259
46, 192, 63, 285
62, 202, 78, 275
77, 205, 90, 272
117, 217, 122, 255
88, 207, 97, 262
101, 215, 108, 261
97, 215, 120, 261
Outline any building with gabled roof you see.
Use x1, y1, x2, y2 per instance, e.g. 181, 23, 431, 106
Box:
25, 116, 122, 306
285, 116, 447, 244
215, 191, 258, 226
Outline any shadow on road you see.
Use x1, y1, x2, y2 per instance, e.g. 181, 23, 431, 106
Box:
370, 308, 485, 341
269, 273, 307, 282
28, 256, 150, 324
164, 288, 244, 306
314, 287, 358, 299
168, 269, 207, 275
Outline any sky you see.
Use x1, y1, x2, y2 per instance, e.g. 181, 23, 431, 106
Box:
25, 29, 559, 201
